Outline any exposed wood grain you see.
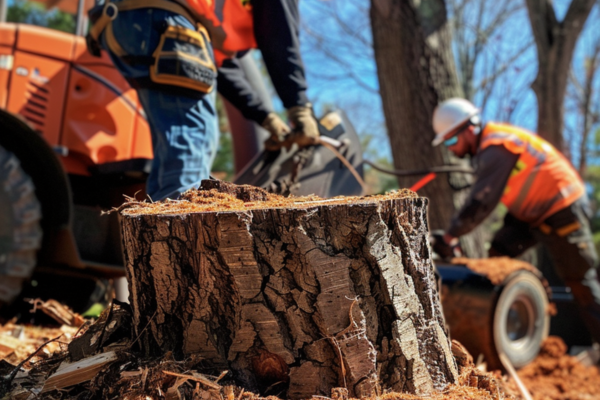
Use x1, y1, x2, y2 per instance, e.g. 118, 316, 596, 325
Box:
42, 351, 117, 393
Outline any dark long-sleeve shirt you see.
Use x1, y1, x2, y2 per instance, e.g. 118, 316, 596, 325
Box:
252, 0, 309, 109
217, 56, 271, 124
447, 144, 520, 237
217, 0, 309, 123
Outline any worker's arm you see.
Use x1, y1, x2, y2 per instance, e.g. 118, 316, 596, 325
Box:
446, 145, 520, 238
217, 57, 271, 125
252, 0, 317, 147
252, 0, 309, 109
217, 57, 290, 143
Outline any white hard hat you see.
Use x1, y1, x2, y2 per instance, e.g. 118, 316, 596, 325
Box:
431, 98, 480, 146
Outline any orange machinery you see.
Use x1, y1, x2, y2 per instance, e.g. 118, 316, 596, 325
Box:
0, 0, 153, 310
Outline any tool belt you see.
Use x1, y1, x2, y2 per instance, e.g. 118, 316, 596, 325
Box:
538, 201, 585, 237
87, 0, 216, 93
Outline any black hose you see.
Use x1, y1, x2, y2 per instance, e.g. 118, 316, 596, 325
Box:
363, 160, 475, 177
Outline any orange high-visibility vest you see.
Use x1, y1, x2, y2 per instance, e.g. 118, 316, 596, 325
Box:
184, 0, 256, 66
479, 123, 585, 226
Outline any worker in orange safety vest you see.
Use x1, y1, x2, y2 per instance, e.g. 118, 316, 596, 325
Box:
87, 0, 317, 200
431, 98, 600, 345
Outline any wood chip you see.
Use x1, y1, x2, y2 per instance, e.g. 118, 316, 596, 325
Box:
29, 299, 85, 328
120, 369, 143, 378
0, 334, 21, 358
162, 370, 222, 390
41, 351, 118, 393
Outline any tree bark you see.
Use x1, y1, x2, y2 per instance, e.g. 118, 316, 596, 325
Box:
119, 182, 458, 398
525, 0, 596, 151
370, 0, 486, 257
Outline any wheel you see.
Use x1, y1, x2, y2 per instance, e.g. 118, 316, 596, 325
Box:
493, 270, 550, 368
0, 144, 43, 307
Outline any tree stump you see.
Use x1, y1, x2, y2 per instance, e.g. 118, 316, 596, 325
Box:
119, 181, 458, 398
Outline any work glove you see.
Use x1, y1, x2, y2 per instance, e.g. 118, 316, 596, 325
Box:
285, 104, 320, 148
431, 231, 462, 260
262, 112, 291, 152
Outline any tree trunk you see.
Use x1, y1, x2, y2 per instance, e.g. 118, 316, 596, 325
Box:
577, 42, 600, 175
370, 0, 486, 257
119, 181, 458, 398
525, 0, 596, 152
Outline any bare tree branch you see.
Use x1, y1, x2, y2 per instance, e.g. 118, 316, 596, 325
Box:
475, 40, 533, 95
450, 0, 530, 112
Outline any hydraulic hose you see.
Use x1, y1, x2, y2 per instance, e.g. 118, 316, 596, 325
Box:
362, 160, 475, 177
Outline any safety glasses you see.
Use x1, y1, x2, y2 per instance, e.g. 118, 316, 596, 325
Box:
443, 136, 459, 147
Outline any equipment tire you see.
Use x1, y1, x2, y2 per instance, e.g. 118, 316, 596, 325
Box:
493, 270, 550, 369
0, 144, 43, 307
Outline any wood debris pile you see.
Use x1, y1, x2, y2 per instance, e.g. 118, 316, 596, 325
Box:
1, 300, 521, 400
2, 301, 599, 400
0, 322, 78, 368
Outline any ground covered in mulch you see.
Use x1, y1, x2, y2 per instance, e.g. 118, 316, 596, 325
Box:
504, 337, 600, 400
1, 301, 599, 400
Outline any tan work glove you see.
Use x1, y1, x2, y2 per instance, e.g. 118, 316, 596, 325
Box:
262, 112, 291, 151
286, 104, 320, 148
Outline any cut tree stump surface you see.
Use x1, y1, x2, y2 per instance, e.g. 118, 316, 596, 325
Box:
119, 181, 458, 398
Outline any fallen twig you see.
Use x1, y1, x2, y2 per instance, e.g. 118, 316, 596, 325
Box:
0, 334, 63, 397
129, 310, 157, 350
162, 370, 221, 390
499, 352, 533, 400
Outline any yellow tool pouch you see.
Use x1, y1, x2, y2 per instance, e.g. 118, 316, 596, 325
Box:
150, 25, 217, 93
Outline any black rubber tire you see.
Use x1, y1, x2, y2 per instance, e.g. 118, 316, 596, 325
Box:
0, 144, 43, 306
493, 270, 550, 368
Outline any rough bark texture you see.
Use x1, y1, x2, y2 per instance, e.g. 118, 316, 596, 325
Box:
119, 187, 458, 398
525, 0, 596, 152
369, 0, 486, 257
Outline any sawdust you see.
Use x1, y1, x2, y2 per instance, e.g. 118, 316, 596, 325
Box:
452, 257, 540, 286
504, 337, 600, 400
119, 179, 417, 216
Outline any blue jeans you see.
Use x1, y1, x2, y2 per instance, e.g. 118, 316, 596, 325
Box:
100, 7, 219, 200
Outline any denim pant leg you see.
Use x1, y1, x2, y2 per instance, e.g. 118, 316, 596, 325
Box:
137, 88, 218, 200
99, 7, 219, 200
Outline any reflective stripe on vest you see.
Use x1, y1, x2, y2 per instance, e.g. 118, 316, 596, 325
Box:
479, 122, 585, 225
185, 0, 256, 66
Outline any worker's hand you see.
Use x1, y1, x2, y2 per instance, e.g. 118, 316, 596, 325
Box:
431, 232, 462, 260
262, 112, 291, 152
286, 104, 320, 148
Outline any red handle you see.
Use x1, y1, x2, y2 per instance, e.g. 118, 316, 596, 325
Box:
410, 172, 437, 192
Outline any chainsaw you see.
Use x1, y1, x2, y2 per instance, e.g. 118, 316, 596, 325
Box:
233, 109, 474, 197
